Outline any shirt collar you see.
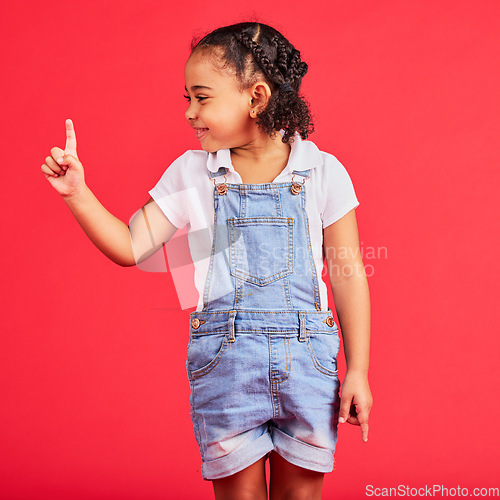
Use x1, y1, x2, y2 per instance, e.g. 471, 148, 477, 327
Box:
206, 133, 322, 174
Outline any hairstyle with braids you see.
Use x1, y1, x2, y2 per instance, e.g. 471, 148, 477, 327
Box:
191, 22, 314, 144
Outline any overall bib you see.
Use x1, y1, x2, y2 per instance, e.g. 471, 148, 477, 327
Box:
187, 167, 341, 480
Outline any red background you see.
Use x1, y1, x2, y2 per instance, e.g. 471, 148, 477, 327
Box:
1, 1, 499, 498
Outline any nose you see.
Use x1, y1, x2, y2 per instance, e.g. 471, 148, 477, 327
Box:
185, 101, 197, 121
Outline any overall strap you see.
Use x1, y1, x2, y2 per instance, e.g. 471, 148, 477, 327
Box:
291, 169, 311, 178
208, 167, 229, 179
209, 167, 308, 179
290, 169, 311, 196
209, 166, 229, 195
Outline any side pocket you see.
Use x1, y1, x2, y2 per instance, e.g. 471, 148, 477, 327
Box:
306, 332, 340, 377
187, 333, 229, 380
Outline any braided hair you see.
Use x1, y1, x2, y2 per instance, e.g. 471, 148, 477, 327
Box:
191, 22, 314, 144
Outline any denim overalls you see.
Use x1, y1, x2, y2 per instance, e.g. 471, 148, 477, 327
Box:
186, 166, 341, 480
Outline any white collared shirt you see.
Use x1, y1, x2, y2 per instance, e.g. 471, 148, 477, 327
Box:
148, 136, 359, 311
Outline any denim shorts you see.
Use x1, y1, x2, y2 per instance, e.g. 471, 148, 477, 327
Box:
187, 309, 341, 480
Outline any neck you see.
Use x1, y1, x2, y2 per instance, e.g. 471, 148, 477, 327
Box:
230, 131, 291, 165
229, 131, 293, 183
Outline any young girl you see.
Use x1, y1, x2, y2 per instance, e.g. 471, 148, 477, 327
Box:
42, 22, 372, 500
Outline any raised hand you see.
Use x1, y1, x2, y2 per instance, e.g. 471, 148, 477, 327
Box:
41, 119, 86, 197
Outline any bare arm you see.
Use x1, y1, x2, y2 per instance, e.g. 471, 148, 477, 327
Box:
61, 185, 133, 266
323, 208, 373, 441
62, 190, 177, 267
324, 209, 371, 374
127, 197, 178, 265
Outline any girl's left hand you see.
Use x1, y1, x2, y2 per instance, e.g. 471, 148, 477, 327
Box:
338, 371, 373, 442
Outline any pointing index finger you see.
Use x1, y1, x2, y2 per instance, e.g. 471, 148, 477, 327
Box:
64, 118, 77, 157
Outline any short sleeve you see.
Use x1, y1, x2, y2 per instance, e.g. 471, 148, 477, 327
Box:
148, 151, 193, 229
320, 154, 360, 228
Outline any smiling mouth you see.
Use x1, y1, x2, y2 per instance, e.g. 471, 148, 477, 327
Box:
195, 128, 209, 139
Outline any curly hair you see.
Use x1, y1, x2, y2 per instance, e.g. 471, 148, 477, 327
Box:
191, 22, 314, 144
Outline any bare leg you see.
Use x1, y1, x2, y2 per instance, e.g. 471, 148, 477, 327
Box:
212, 455, 268, 500
269, 452, 324, 500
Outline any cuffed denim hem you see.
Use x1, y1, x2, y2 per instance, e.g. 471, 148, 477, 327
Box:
271, 427, 335, 473
201, 431, 274, 481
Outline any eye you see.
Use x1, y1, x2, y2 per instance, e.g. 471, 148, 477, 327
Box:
196, 96, 208, 102
183, 94, 191, 102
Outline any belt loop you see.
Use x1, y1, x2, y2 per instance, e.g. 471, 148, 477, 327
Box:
298, 311, 306, 342
228, 310, 237, 342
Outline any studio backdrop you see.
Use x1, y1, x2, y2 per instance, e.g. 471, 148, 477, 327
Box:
1, 0, 498, 498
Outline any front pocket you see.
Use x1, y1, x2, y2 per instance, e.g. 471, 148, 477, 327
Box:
187, 333, 229, 380
306, 333, 340, 377
228, 217, 294, 286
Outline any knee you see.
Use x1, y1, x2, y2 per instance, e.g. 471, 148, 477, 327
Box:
278, 492, 316, 500
272, 486, 322, 500
215, 488, 266, 500
270, 484, 323, 500
240, 493, 265, 500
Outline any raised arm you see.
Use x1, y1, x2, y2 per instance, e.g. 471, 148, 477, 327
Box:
128, 197, 178, 265
41, 119, 177, 267
323, 208, 373, 442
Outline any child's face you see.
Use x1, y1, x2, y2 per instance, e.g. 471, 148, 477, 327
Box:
184, 50, 256, 153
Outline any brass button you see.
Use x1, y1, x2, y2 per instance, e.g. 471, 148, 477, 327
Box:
326, 317, 335, 328
191, 318, 201, 330
291, 183, 302, 195
216, 184, 228, 195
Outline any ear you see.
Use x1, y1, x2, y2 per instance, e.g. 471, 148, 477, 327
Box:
248, 81, 272, 117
